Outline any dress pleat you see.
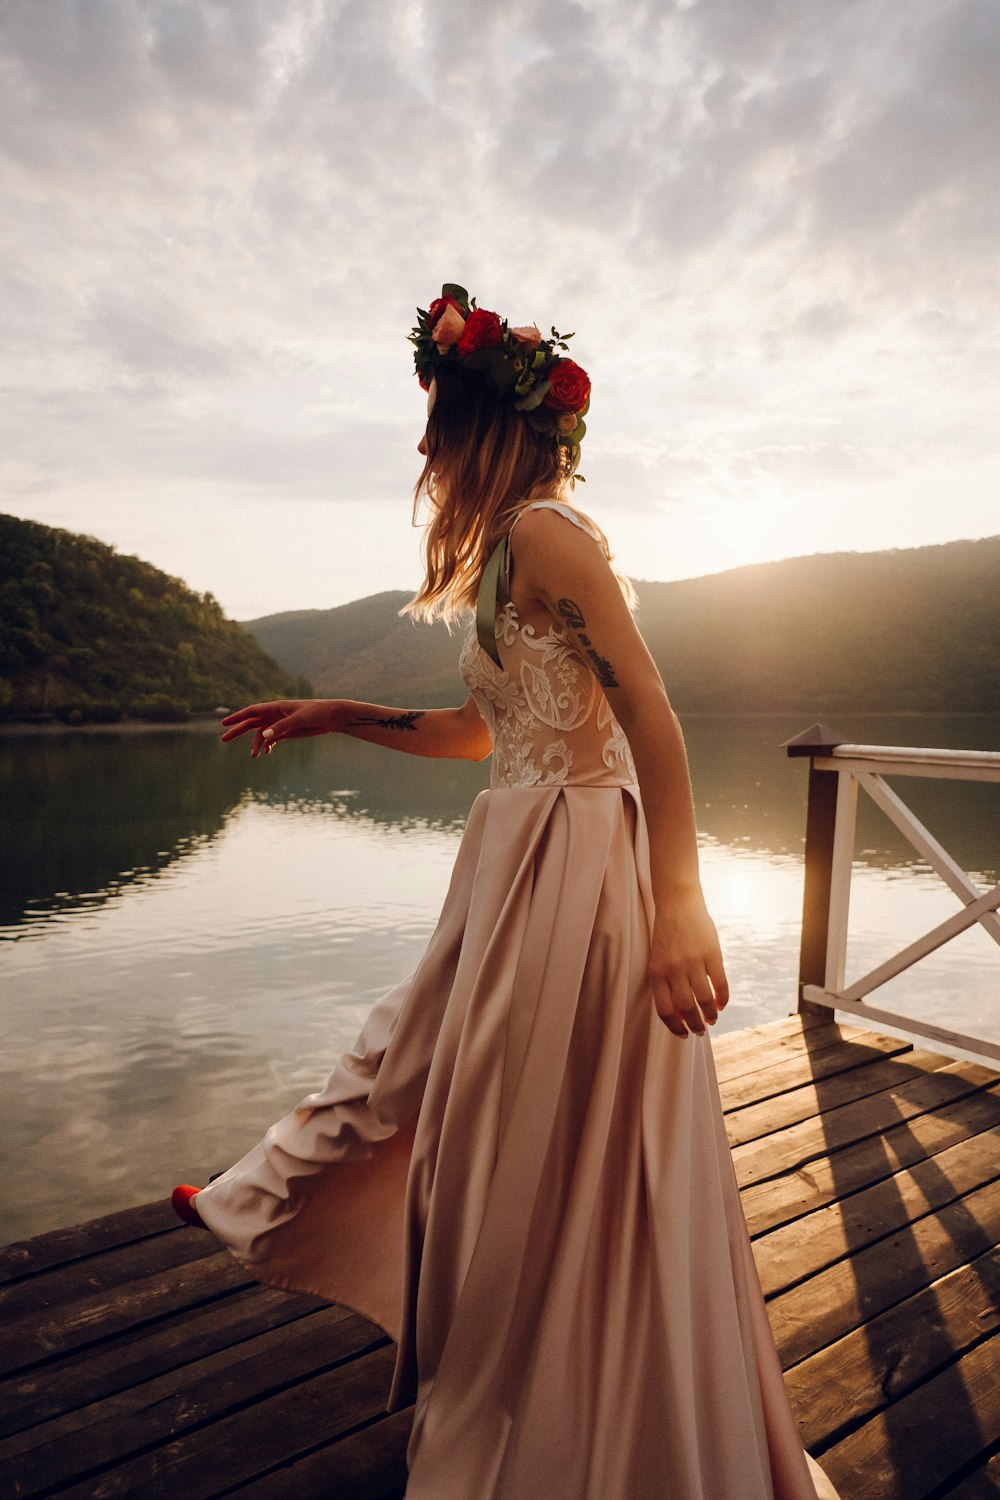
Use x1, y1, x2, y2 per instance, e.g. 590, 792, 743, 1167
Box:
194, 500, 841, 1497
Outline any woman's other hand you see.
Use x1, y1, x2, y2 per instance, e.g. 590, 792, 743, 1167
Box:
648, 890, 730, 1038
220, 700, 337, 758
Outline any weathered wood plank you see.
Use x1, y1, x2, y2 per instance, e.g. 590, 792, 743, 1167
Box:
742, 1084, 1000, 1236
819, 1326, 1000, 1500
712, 1018, 907, 1089
769, 1174, 1000, 1367
0, 1283, 326, 1440
228, 1407, 413, 1499
0, 1251, 252, 1377
49, 1342, 399, 1500
0, 1016, 994, 1500
720, 1031, 918, 1118
724, 1044, 958, 1145
0, 1200, 180, 1285
755, 1124, 1000, 1295
0, 1307, 385, 1494
733, 1059, 999, 1187
709, 1010, 833, 1064
0, 1224, 220, 1321
942, 1449, 1000, 1497
784, 1245, 1000, 1448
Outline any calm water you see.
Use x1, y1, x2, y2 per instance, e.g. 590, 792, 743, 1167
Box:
2, 712, 998, 1245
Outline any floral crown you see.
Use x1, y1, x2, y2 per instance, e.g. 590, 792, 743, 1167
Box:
409, 283, 590, 482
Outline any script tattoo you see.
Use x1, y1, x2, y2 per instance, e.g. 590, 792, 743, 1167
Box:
348, 711, 425, 732
555, 598, 620, 689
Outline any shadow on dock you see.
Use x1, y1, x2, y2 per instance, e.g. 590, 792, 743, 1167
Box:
2, 1014, 999, 1498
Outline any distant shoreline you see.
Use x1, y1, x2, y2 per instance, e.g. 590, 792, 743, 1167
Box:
1, 708, 996, 740
0, 716, 227, 737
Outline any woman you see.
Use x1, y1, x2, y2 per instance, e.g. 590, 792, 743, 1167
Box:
174, 286, 841, 1499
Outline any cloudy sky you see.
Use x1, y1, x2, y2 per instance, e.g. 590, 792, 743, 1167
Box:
1, 0, 997, 620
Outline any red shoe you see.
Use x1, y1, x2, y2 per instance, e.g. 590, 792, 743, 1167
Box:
171, 1184, 206, 1228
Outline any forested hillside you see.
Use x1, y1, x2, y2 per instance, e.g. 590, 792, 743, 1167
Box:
0, 514, 309, 722
245, 534, 1000, 715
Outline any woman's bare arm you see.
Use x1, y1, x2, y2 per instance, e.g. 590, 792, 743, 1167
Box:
511, 508, 729, 1037
220, 693, 492, 762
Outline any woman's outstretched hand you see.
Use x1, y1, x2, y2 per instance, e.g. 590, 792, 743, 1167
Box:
220, 699, 337, 758
649, 889, 730, 1038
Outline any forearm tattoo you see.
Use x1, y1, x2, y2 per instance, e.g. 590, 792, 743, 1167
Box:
555, 599, 620, 688
347, 711, 425, 732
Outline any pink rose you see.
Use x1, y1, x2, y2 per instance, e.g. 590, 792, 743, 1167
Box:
428, 293, 464, 328
557, 412, 578, 433
433, 304, 466, 351
510, 324, 542, 349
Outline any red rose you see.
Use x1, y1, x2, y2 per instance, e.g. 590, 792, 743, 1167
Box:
542, 358, 591, 414
427, 293, 464, 331
456, 308, 503, 357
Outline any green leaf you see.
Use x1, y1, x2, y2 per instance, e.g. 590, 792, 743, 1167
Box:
524, 408, 557, 434
569, 419, 587, 444
442, 283, 468, 306
516, 380, 552, 411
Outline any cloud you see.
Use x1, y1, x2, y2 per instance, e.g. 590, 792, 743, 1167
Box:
0, 0, 997, 613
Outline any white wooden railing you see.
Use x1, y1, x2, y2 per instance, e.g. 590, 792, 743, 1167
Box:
785, 724, 1000, 1062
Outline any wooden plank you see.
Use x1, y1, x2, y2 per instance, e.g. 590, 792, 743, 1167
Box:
801, 989, 1000, 1064
712, 1019, 907, 1089
719, 1030, 914, 1115
49, 1342, 399, 1500
0, 1201, 179, 1284
784, 1246, 1000, 1449
733, 1059, 999, 1187
0, 1308, 385, 1494
942, 1449, 1000, 1497
725, 1044, 958, 1146
819, 1326, 1000, 1500
0, 1284, 326, 1440
228, 1407, 412, 1499
0, 1225, 220, 1321
709, 1012, 834, 1064
742, 1083, 1000, 1236
769, 1174, 1000, 1367
755, 1125, 1000, 1296
0, 1251, 252, 1377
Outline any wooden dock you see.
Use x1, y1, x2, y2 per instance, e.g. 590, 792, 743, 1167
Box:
3, 1012, 1000, 1498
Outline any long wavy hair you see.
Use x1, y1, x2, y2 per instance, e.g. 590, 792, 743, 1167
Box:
400, 363, 637, 629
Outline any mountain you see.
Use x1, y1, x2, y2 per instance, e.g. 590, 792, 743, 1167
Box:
244, 592, 468, 709
0, 514, 309, 722
244, 535, 1000, 715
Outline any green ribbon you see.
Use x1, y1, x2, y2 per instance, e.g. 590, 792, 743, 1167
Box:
475, 532, 511, 669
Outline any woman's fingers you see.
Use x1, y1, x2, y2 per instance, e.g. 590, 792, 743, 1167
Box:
220, 704, 272, 726
651, 961, 725, 1037
709, 955, 730, 1010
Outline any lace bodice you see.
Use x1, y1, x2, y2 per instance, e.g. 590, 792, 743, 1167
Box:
458, 502, 638, 790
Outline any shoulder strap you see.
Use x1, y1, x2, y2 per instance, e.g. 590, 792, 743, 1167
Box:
475, 501, 587, 668
475, 533, 510, 668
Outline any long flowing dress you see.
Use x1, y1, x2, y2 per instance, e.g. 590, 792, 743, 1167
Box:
193, 500, 842, 1499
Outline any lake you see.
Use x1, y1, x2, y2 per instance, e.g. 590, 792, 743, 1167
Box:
2, 711, 998, 1245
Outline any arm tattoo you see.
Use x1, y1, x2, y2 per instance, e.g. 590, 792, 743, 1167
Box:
347, 711, 425, 731
555, 598, 621, 689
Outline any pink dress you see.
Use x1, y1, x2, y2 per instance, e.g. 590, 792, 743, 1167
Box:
194, 501, 841, 1499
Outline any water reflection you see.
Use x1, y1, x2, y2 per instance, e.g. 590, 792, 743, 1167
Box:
1, 711, 997, 1244
682, 712, 1000, 879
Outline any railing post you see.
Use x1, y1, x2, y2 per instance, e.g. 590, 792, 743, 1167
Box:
784, 724, 851, 1019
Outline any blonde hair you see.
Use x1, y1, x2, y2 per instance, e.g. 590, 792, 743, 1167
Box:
401, 364, 637, 629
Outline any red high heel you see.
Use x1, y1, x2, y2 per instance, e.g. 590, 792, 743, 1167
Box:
171, 1184, 206, 1228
